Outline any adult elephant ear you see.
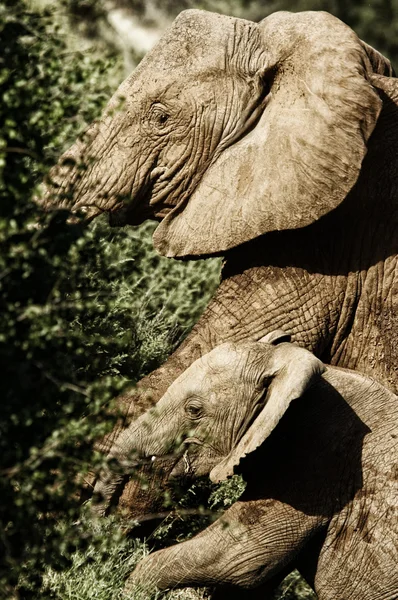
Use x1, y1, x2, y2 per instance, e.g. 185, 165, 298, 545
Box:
360, 40, 395, 77
154, 11, 383, 258
210, 342, 325, 483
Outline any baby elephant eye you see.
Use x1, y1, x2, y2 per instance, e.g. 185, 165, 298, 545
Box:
185, 400, 203, 420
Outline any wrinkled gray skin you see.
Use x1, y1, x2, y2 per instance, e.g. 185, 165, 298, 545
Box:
95, 334, 398, 600
42, 10, 398, 511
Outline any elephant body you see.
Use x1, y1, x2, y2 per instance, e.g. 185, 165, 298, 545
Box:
96, 338, 398, 600
41, 10, 398, 515
114, 78, 398, 506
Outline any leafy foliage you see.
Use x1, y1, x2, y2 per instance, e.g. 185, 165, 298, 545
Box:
3, 0, 392, 598
0, 1, 119, 594
42, 517, 208, 600
271, 572, 317, 600
0, 1, 219, 596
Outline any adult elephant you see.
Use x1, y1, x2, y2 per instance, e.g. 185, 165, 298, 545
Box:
42, 10, 397, 508
94, 333, 398, 599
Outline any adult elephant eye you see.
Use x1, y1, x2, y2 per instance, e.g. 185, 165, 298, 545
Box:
185, 400, 203, 420
150, 104, 170, 128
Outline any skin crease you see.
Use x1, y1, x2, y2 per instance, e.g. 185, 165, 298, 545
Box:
107, 341, 398, 600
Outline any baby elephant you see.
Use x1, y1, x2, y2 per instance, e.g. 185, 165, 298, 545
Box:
96, 331, 398, 600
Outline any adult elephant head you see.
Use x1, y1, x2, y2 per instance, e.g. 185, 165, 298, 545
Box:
43, 10, 390, 259
94, 333, 398, 599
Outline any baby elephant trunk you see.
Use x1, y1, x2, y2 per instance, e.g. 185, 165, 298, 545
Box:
92, 407, 184, 516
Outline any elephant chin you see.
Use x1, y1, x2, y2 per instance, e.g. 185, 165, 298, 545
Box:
108, 201, 177, 228
108, 205, 136, 227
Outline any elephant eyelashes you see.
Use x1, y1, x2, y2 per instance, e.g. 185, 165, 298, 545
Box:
262, 375, 272, 390
185, 400, 204, 420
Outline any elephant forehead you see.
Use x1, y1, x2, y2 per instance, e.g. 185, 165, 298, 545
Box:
204, 342, 276, 388
135, 10, 257, 77
167, 341, 269, 398
105, 10, 263, 117
205, 344, 245, 372
168, 345, 243, 394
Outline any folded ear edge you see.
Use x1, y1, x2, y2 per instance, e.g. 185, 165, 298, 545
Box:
259, 329, 291, 345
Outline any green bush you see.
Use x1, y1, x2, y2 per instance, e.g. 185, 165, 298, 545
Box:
0, 1, 118, 594
271, 571, 316, 600
1, 2, 321, 598
41, 515, 209, 600
0, 1, 220, 596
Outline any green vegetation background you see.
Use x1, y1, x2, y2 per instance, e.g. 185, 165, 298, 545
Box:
1, 0, 396, 598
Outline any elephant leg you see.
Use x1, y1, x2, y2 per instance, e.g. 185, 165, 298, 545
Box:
126, 498, 325, 593
313, 500, 398, 600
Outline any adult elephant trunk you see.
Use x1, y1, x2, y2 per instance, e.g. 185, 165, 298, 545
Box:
41, 108, 159, 224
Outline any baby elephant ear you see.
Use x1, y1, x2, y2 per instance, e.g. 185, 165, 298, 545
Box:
210, 343, 325, 483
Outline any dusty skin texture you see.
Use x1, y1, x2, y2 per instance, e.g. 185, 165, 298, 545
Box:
41, 11, 397, 515
113, 338, 398, 600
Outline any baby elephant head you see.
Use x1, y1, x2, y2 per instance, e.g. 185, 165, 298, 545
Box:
94, 331, 325, 510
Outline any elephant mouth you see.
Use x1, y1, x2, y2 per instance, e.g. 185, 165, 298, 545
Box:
169, 450, 195, 480
107, 164, 178, 227
169, 438, 221, 480
108, 200, 175, 227
108, 204, 144, 226
107, 191, 153, 226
